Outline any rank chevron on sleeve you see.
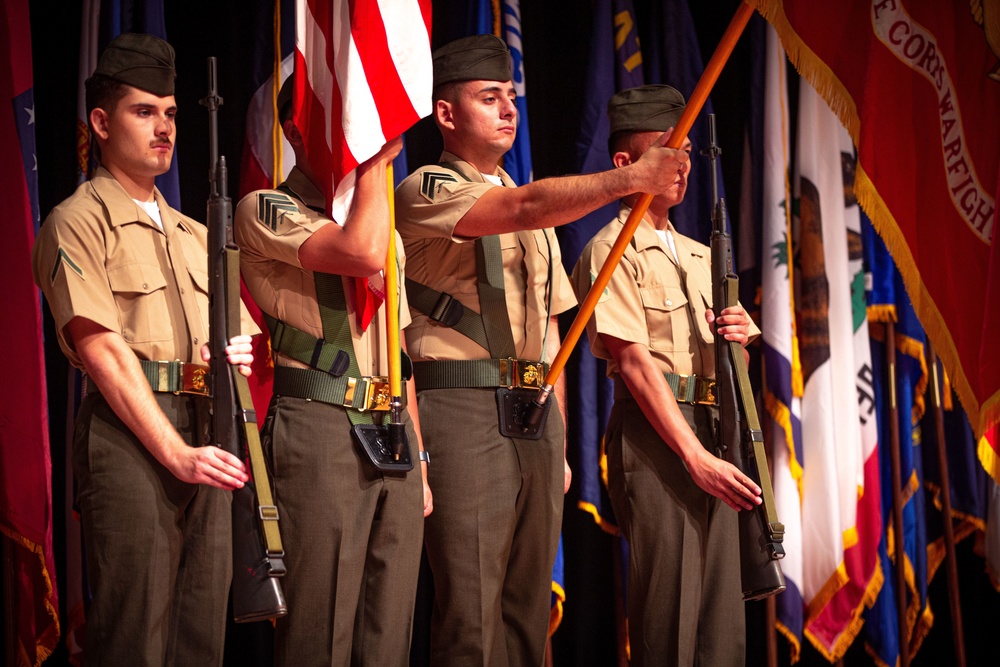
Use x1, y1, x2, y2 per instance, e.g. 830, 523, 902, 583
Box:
419, 170, 458, 202
51, 247, 83, 283
257, 192, 299, 232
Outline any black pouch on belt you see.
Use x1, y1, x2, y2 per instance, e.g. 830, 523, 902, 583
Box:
496, 387, 550, 440
351, 421, 414, 472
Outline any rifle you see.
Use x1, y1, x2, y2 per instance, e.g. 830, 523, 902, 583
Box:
203, 57, 288, 622
704, 113, 787, 601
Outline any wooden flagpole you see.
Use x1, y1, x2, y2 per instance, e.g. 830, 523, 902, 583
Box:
926, 341, 967, 667
527, 1, 755, 412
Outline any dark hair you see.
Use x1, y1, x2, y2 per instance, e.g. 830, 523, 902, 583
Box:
85, 73, 129, 117
432, 81, 460, 104
608, 130, 636, 160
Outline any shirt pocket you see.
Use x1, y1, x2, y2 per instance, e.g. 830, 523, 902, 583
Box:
639, 283, 690, 352
106, 262, 172, 344
186, 263, 211, 338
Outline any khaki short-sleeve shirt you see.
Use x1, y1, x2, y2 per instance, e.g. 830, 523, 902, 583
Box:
31, 167, 257, 368
235, 167, 410, 377
571, 205, 759, 379
394, 152, 576, 362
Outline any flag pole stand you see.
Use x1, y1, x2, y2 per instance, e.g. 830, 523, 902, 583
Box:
926, 341, 967, 667
885, 320, 912, 667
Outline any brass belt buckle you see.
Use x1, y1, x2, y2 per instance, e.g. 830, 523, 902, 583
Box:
499, 358, 546, 389
347, 376, 393, 411
517, 360, 545, 389
697, 377, 717, 405
179, 362, 209, 396
366, 376, 392, 411
675, 374, 692, 403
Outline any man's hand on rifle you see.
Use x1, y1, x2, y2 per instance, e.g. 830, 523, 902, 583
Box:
685, 447, 762, 512
200, 334, 255, 377
169, 442, 249, 491
705, 305, 753, 347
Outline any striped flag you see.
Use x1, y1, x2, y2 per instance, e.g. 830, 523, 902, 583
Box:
760, 23, 804, 661
237, 0, 295, 199
292, 0, 432, 224
235, 0, 296, 422
795, 76, 876, 661
1, 0, 59, 664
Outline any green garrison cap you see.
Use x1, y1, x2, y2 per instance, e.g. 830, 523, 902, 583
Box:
608, 84, 686, 135
433, 34, 512, 88
93, 33, 176, 96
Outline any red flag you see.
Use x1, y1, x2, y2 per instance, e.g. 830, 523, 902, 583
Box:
749, 1, 1000, 449
1, 0, 59, 664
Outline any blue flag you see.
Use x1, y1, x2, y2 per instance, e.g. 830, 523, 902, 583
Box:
639, 0, 723, 243
863, 213, 932, 666
556, 0, 644, 536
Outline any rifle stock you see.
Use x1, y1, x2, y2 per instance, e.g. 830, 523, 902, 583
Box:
203, 57, 287, 622
705, 114, 786, 601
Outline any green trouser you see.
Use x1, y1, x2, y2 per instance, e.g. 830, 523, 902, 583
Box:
418, 387, 564, 667
264, 395, 424, 667
605, 398, 745, 667
73, 392, 231, 667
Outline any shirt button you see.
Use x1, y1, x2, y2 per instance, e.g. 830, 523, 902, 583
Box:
194, 338, 199, 345
180, 287, 185, 294
142, 283, 148, 290
666, 300, 673, 306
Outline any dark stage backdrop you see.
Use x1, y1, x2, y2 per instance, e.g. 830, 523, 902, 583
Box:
25, 1, 998, 666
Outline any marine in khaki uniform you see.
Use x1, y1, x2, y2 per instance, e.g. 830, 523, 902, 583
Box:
234, 78, 431, 667
394, 36, 691, 666
31, 34, 256, 666
570, 85, 762, 667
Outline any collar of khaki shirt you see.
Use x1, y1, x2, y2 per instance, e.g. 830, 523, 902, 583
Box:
281, 165, 327, 213
617, 203, 675, 252
439, 150, 516, 188
90, 166, 196, 237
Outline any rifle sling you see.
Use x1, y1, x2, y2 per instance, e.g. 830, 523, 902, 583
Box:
225, 247, 284, 558
725, 275, 782, 539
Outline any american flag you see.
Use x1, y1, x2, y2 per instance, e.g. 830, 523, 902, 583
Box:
293, 0, 432, 223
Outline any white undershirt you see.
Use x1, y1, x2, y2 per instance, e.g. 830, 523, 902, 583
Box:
134, 199, 164, 230
655, 227, 679, 263
482, 173, 503, 186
